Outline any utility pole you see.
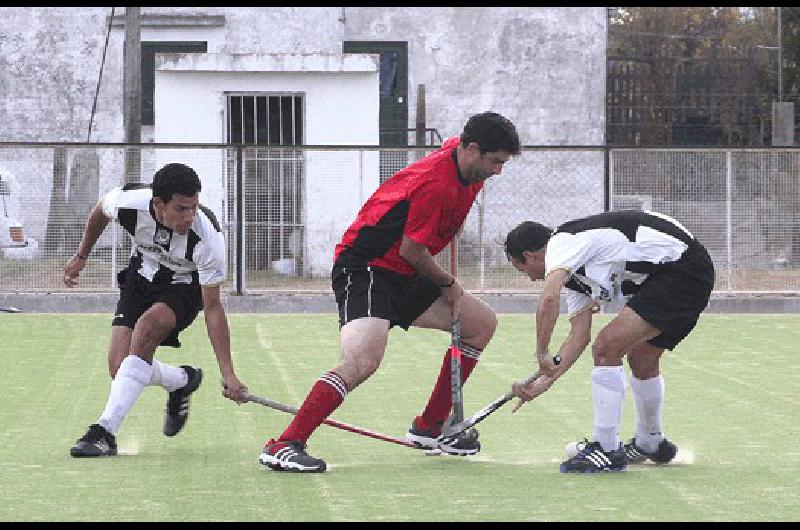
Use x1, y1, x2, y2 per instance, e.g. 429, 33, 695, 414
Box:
123, 7, 141, 183
772, 6, 794, 146
778, 6, 782, 102
415, 84, 426, 160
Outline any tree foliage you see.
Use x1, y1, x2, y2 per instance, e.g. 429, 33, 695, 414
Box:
608, 7, 794, 145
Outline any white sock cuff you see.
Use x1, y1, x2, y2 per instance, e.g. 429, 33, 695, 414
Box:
320, 371, 348, 400
458, 343, 482, 361
119, 355, 153, 386
591, 365, 626, 392
149, 360, 188, 392
630, 373, 664, 393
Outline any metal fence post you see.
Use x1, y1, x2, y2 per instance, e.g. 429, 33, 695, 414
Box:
236, 146, 244, 295
604, 147, 611, 211
359, 149, 364, 205
479, 187, 485, 289
726, 150, 733, 292
111, 224, 117, 290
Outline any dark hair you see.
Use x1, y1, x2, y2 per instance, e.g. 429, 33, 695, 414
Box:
460, 112, 521, 155
504, 221, 553, 262
152, 163, 201, 202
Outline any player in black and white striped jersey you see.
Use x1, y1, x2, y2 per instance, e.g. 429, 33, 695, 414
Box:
65, 163, 248, 457
505, 210, 715, 473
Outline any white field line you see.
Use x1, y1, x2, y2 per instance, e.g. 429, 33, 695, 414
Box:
256, 322, 339, 519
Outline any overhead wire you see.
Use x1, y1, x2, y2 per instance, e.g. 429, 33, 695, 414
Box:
87, 6, 115, 142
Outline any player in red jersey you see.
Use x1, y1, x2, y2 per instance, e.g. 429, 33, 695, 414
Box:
259, 112, 521, 472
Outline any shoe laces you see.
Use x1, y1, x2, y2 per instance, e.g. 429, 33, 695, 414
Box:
576, 439, 600, 457
82, 424, 108, 442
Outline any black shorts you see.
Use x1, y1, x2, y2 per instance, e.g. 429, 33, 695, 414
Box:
627, 241, 715, 350
331, 263, 442, 330
112, 267, 203, 348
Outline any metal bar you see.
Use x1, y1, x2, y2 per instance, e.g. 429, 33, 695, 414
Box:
236, 146, 244, 295
479, 188, 485, 289
111, 223, 117, 290
726, 150, 733, 292
604, 147, 611, 211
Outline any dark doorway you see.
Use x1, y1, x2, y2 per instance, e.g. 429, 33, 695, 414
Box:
344, 41, 409, 181
141, 41, 207, 125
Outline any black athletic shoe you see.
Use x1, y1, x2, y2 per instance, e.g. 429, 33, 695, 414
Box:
259, 439, 327, 473
437, 428, 481, 456
624, 437, 678, 464
163, 365, 203, 437
405, 417, 481, 456
405, 417, 442, 450
70, 424, 117, 457
560, 441, 627, 473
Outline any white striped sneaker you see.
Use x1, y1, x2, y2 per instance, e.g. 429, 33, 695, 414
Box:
624, 437, 677, 464
560, 441, 627, 473
164, 365, 203, 437
259, 439, 327, 473
405, 417, 440, 450
70, 423, 117, 457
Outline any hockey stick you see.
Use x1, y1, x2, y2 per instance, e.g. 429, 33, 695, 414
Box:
445, 233, 464, 430
241, 391, 419, 449
0, 306, 22, 313
439, 355, 561, 442
445, 318, 464, 428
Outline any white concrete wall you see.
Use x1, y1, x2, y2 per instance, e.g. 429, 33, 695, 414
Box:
0, 7, 606, 278
153, 52, 380, 275
0, 7, 606, 143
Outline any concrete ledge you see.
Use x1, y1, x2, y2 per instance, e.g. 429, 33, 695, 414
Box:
110, 14, 227, 28
156, 52, 379, 74
3, 292, 800, 314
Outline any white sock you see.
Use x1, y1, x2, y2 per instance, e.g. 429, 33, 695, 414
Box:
98, 355, 153, 435
591, 366, 626, 452
148, 360, 188, 392
630, 374, 665, 452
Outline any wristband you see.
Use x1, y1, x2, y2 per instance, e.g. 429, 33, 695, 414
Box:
76, 253, 88, 260
440, 277, 456, 288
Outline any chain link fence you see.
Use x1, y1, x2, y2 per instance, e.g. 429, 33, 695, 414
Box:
612, 148, 800, 291
1, 143, 798, 294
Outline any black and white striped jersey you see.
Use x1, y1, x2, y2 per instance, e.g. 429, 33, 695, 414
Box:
545, 210, 695, 316
101, 184, 226, 286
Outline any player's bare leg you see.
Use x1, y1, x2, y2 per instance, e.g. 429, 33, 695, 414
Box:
560, 307, 661, 470
334, 317, 390, 390
412, 292, 497, 349
406, 292, 496, 454
107, 326, 132, 378
562, 307, 664, 471
260, 317, 390, 473
128, 303, 204, 436
72, 304, 190, 456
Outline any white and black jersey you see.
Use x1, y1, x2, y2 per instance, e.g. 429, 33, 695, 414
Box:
547, 210, 715, 350
546, 210, 699, 317
101, 184, 226, 287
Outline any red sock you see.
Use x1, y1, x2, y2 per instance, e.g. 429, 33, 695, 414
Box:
418, 344, 481, 432
276, 371, 348, 445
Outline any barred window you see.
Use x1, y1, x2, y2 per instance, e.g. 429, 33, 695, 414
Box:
226, 94, 303, 146
226, 94, 305, 278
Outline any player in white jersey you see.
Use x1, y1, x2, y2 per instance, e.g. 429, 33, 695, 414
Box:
64, 163, 248, 457
504, 210, 715, 473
